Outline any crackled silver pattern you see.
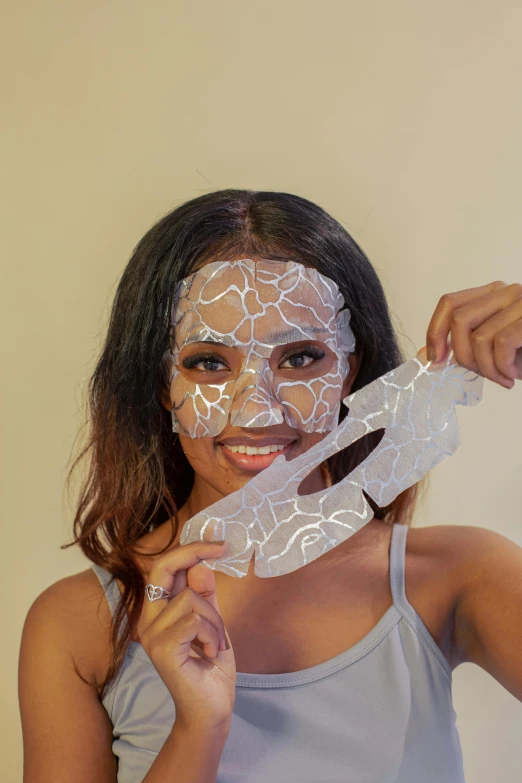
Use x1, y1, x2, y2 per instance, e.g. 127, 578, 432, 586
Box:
179, 348, 484, 577
167, 258, 356, 437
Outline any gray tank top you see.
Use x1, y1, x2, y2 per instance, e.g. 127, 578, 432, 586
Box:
91, 523, 466, 783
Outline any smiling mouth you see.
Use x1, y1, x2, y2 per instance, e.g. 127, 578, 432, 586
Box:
217, 437, 296, 471
224, 443, 286, 455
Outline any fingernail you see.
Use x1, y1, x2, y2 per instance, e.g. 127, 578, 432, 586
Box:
427, 347, 437, 362
224, 636, 231, 650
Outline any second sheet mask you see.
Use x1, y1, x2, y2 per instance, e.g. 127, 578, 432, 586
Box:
168, 258, 356, 437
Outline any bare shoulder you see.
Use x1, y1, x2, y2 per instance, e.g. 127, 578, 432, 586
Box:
402, 522, 513, 593
397, 523, 510, 669
25, 567, 114, 687
327, 522, 507, 672
410, 523, 522, 697
405, 522, 516, 564
19, 569, 118, 781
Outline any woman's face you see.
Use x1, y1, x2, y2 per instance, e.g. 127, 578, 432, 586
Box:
163, 256, 361, 502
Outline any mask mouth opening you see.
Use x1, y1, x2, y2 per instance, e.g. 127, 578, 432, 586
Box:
296, 428, 386, 496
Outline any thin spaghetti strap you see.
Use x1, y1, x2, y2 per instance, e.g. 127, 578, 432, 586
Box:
388, 523, 454, 682
389, 523, 409, 610
90, 563, 123, 618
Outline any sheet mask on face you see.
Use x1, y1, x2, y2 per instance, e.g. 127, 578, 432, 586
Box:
179, 344, 484, 578
167, 258, 356, 437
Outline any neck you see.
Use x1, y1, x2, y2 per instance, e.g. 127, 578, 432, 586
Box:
183, 475, 226, 520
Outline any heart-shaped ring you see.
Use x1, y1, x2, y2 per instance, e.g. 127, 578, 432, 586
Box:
145, 583, 171, 602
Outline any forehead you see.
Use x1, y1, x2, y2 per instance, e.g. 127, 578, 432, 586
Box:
172, 258, 344, 347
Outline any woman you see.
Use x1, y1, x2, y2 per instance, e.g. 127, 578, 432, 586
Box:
19, 190, 522, 783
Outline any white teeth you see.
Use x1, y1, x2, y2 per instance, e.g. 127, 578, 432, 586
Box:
224, 444, 287, 455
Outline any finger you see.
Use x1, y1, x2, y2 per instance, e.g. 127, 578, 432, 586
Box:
426, 281, 508, 361
416, 346, 429, 364
150, 586, 228, 652
171, 565, 188, 596
185, 552, 223, 618
172, 612, 222, 663
493, 320, 522, 383
138, 540, 227, 634
448, 284, 522, 375
470, 298, 522, 387
184, 521, 227, 618
171, 520, 221, 597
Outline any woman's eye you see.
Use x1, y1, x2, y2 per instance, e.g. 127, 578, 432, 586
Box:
199, 359, 227, 371
181, 354, 229, 373
280, 353, 314, 369
278, 347, 325, 369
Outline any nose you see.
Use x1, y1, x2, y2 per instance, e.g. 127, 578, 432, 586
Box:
229, 357, 285, 428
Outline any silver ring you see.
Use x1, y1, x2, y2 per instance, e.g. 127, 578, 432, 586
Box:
145, 583, 171, 602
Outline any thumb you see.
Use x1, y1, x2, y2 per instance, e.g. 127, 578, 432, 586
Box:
185, 520, 225, 616
186, 558, 220, 614
416, 345, 429, 363
417, 345, 446, 365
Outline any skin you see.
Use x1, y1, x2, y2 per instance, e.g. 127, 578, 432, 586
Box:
160, 255, 360, 586
150, 256, 404, 669
168, 257, 352, 438
149, 273, 522, 690
167, 358, 360, 520
18, 271, 522, 783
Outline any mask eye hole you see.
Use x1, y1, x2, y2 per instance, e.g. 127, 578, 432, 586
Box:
270, 340, 336, 380
296, 429, 386, 496
176, 342, 243, 384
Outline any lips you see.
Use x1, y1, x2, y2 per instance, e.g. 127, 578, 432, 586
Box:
225, 444, 286, 455
217, 436, 296, 472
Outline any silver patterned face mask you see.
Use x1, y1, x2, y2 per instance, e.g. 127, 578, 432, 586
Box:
167, 258, 356, 437
179, 346, 484, 577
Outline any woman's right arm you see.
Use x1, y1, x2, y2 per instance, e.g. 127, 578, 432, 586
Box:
18, 578, 231, 783
141, 719, 231, 783
18, 579, 118, 783
20, 539, 235, 783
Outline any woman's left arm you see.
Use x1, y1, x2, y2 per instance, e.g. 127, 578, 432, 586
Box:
448, 527, 522, 701
423, 280, 522, 701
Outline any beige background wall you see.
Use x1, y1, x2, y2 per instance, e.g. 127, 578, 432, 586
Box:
2, 1, 522, 780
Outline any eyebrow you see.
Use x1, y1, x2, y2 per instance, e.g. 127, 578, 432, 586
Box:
179, 326, 329, 349
181, 336, 237, 349
264, 326, 328, 343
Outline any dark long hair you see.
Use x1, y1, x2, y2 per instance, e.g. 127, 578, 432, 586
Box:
63, 189, 428, 700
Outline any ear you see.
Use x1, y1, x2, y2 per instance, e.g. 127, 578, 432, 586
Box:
341, 351, 363, 399
159, 354, 174, 411
160, 386, 173, 412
